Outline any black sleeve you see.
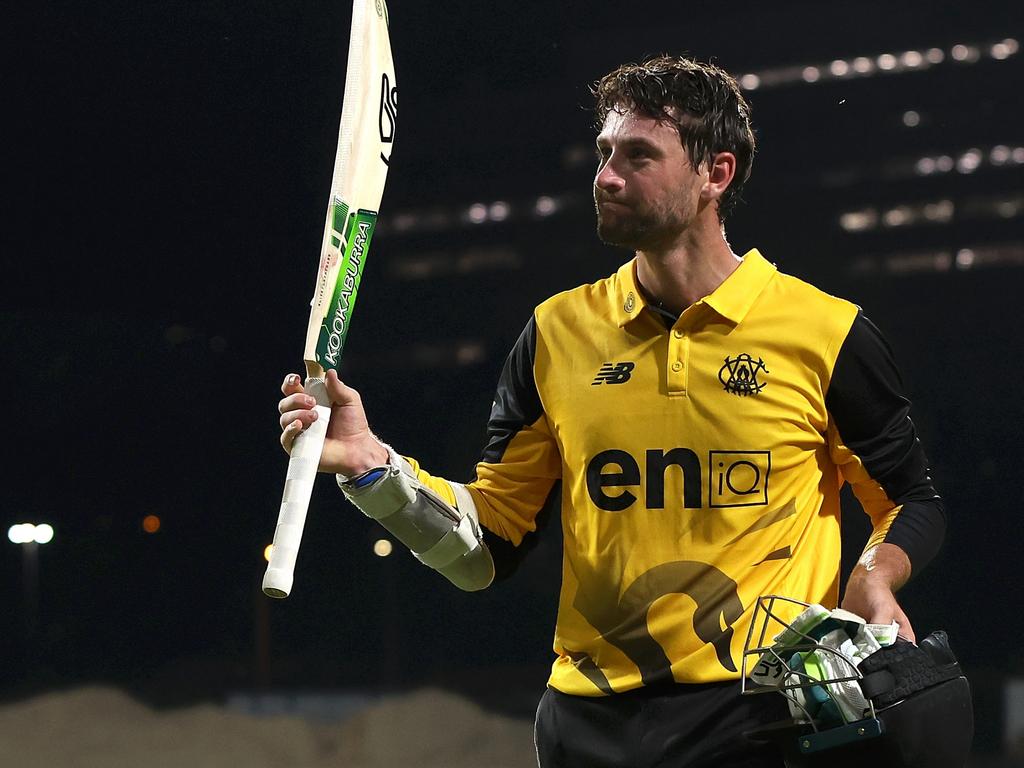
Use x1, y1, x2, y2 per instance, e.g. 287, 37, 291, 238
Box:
483, 483, 561, 582
481, 316, 543, 464
826, 312, 947, 574
477, 316, 558, 581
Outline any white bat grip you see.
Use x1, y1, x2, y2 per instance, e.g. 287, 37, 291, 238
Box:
263, 379, 332, 598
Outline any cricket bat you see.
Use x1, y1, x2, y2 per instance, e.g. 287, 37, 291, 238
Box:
263, 0, 397, 598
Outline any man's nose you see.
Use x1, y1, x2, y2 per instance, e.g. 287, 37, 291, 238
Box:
595, 159, 624, 193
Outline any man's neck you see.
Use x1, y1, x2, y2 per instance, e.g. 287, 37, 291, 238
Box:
634, 226, 740, 317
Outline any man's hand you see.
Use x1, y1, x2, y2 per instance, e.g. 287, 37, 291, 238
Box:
278, 369, 389, 476
840, 543, 916, 643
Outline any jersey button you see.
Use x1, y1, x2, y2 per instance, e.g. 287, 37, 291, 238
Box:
671, 361, 683, 372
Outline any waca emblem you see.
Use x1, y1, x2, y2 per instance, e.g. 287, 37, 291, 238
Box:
719, 353, 768, 396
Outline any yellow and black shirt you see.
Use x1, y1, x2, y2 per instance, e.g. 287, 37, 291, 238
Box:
410, 248, 945, 696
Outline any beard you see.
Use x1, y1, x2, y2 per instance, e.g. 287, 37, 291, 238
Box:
595, 197, 687, 251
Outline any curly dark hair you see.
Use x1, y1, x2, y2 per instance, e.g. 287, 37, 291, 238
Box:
592, 55, 756, 222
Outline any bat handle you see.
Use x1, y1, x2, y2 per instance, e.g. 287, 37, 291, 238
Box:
263, 377, 332, 598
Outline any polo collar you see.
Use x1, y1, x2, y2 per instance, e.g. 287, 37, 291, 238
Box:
701, 248, 777, 325
613, 248, 776, 328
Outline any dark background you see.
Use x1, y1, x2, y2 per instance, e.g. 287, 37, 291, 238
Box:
3, 0, 1022, 757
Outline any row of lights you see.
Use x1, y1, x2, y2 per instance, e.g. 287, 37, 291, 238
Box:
388, 245, 521, 281
850, 242, 1024, 276
840, 193, 1023, 233
820, 142, 1024, 188
381, 142, 1021, 239
378, 195, 567, 236
739, 38, 1018, 90
8, 523, 54, 545
467, 195, 561, 224
916, 145, 1024, 176
8, 516, 162, 543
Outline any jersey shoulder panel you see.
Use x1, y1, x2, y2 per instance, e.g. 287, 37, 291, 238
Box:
534, 269, 618, 331
760, 267, 861, 377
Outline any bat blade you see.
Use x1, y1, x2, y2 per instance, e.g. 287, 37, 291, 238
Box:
263, 0, 396, 599
304, 0, 397, 373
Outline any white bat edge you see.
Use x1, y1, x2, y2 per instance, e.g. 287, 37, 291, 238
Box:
263, 388, 332, 598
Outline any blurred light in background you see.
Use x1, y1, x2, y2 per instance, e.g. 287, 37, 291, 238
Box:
923, 200, 956, 222
373, 539, 393, 557
376, 137, 1020, 239
957, 149, 983, 173
829, 59, 849, 77
8, 523, 54, 544
883, 206, 911, 227
839, 209, 878, 232
877, 53, 898, 71
737, 38, 1018, 91
738, 73, 760, 90
142, 515, 161, 534
840, 192, 1023, 233
991, 40, 1016, 59
534, 196, 558, 216
389, 246, 522, 280
263, 544, 274, 563
467, 203, 488, 224
901, 50, 924, 68
951, 44, 980, 63
488, 201, 510, 222
852, 56, 874, 74
851, 243, 1024, 276
376, 194, 573, 237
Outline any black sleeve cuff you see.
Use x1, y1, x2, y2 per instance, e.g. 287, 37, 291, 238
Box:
883, 498, 947, 575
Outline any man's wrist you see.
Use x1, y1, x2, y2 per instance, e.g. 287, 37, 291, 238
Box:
851, 543, 912, 591
343, 439, 391, 478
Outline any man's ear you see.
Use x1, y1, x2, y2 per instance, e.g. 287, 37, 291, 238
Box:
702, 151, 737, 202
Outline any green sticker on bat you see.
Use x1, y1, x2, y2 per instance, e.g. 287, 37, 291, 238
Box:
316, 208, 377, 368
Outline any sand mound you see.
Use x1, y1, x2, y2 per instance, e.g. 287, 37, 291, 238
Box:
0, 686, 536, 768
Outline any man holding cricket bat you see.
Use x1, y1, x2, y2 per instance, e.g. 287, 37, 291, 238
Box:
277, 56, 946, 767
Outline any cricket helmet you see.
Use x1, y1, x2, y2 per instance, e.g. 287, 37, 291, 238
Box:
741, 595, 973, 768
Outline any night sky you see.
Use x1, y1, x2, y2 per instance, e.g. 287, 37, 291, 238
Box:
3, 0, 1023, 748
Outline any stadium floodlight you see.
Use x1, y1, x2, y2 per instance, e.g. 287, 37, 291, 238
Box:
8, 523, 54, 545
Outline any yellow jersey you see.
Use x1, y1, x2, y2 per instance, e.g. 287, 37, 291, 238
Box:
409, 248, 944, 696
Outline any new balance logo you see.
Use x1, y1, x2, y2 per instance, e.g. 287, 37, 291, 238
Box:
592, 362, 635, 385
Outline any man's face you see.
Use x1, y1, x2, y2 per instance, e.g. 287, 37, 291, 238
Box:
593, 108, 706, 250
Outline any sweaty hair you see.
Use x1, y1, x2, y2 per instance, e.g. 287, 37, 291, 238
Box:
592, 55, 756, 222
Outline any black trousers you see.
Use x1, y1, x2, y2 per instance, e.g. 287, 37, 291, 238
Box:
534, 681, 788, 768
